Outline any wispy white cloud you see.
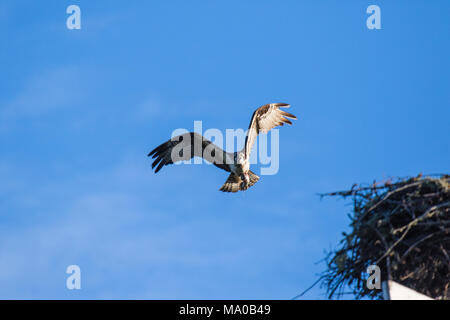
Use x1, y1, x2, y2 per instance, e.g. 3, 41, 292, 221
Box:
0, 67, 86, 131
0, 152, 321, 299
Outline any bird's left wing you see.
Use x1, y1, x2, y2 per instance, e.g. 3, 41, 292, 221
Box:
244, 103, 297, 157
148, 132, 232, 173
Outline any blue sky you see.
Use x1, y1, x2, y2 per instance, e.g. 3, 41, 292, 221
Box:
0, 0, 449, 299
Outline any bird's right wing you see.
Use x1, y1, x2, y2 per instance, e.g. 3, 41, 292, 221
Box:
148, 132, 232, 173
244, 103, 297, 157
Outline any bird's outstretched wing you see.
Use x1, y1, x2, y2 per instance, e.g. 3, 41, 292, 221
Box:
148, 132, 232, 173
244, 103, 297, 157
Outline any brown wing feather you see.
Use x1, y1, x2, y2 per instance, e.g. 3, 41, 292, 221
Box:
244, 103, 297, 157
148, 132, 231, 173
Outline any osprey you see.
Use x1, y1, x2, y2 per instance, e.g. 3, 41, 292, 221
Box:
148, 103, 297, 192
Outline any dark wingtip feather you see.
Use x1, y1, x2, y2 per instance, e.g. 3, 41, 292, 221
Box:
280, 110, 297, 120
148, 147, 160, 157
154, 159, 165, 173
151, 152, 160, 159
283, 118, 293, 125
151, 158, 160, 169
274, 102, 290, 108
148, 144, 162, 157
148, 141, 171, 157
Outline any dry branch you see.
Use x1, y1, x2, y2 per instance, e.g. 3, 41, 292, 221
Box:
318, 174, 450, 300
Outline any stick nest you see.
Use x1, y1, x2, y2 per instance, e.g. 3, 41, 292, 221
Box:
319, 174, 450, 300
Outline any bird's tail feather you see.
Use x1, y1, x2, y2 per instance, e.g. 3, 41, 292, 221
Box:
219, 171, 260, 193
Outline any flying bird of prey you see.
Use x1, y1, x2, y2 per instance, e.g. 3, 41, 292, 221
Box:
148, 103, 297, 192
